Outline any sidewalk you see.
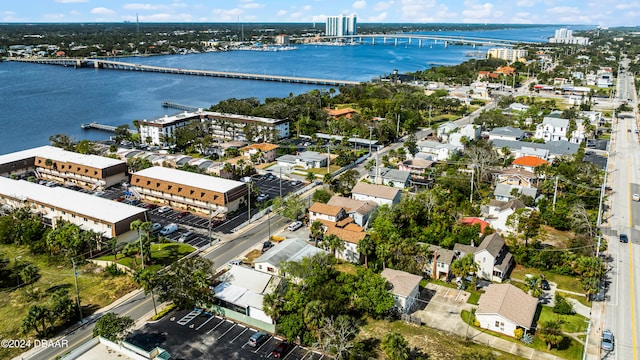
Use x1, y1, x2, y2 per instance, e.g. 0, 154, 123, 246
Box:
414, 284, 564, 360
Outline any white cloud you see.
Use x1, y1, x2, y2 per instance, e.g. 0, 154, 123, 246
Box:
91, 7, 117, 16
462, 1, 503, 21
368, 12, 388, 21
516, 0, 535, 7
546, 6, 581, 15
615, 2, 640, 9
123, 4, 162, 11
303, 5, 312, 11
211, 8, 243, 21
353, 0, 367, 9
43, 13, 67, 20
55, 0, 88, 3
276, 10, 287, 16
69, 10, 81, 16
241, 2, 265, 9
374, 1, 394, 11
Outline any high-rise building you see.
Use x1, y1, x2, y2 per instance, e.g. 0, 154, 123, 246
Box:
325, 14, 357, 37
549, 28, 590, 45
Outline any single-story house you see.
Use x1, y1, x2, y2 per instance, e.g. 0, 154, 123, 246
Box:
369, 168, 411, 188
488, 126, 526, 141
476, 284, 538, 337
493, 183, 537, 202
276, 151, 327, 169
213, 265, 282, 331
489, 139, 579, 161
381, 268, 423, 314
493, 168, 537, 188
253, 238, 328, 276
437, 122, 459, 142
511, 156, 549, 173
417, 140, 463, 161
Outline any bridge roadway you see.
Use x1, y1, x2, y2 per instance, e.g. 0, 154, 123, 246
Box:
7, 57, 361, 87
320, 33, 534, 47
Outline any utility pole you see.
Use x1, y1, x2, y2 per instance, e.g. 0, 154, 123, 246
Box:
208, 202, 212, 246
469, 165, 475, 203
553, 176, 559, 210
247, 182, 251, 224
326, 144, 331, 173
396, 113, 401, 137
279, 167, 283, 198
368, 126, 374, 154
71, 258, 83, 323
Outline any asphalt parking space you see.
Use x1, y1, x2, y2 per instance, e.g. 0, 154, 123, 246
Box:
129, 308, 326, 360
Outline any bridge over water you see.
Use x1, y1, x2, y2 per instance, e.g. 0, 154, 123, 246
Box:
321, 33, 534, 47
7, 57, 361, 87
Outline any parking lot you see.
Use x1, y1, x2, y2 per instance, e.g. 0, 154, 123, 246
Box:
147, 208, 214, 249
128, 308, 327, 360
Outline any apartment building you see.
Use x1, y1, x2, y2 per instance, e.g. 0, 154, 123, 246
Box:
130, 166, 248, 215
0, 145, 127, 190
0, 177, 146, 238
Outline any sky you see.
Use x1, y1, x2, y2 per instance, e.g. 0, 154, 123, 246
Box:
1, 0, 639, 27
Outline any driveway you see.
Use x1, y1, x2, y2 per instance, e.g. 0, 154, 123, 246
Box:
412, 283, 564, 360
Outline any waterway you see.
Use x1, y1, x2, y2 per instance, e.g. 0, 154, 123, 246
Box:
0, 25, 579, 154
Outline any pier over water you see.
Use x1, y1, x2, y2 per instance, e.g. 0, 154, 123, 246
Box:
7, 57, 361, 87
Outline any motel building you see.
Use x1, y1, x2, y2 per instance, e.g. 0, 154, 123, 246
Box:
130, 166, 248, 216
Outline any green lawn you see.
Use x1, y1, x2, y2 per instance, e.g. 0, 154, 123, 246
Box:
0, 244, 137, 359
461, 310, 583, 360
538, 306, 588, 334
96, 243, 195, 272
511, 265, 583, 294
557, 291, 591, 308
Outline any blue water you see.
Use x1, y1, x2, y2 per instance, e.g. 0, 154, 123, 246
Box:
0, 25, 566, 154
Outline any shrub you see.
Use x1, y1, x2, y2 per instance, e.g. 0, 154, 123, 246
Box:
553, 294, 574, 315
514, 328, 524, 340
105, 263, 123, 276
151, 303, 177, 321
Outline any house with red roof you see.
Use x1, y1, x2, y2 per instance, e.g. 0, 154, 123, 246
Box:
511, 156, 549, 173
459, 217, 490, 234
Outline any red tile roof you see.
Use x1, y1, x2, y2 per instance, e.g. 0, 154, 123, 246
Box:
512, 156, 549, 168
459, 217, 490, 234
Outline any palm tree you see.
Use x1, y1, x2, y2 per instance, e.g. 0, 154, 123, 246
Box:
305, 172, 316, 182
357, 237, 374, 268
323, 172, 332, 184
135, 268, 159, 315
303, 300, 325, 337
376, 242, 392, 269
322, 234, 345, 258
538, 321, 563, 350
451, 254, 479, 290
381, 331, 409, 360
20, 263, 40, 294
309, 220, 324, 246
525, 275, 544, 298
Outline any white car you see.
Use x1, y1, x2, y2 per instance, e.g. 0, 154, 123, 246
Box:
157, 205, 172, 213
287, 221, 303, 231
633, 193, 640, 202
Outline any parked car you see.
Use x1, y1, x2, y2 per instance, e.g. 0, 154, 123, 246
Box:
271, 342, 292, 358
261, 241, 274, 253
541, 279, 550, 290
247, 331, 269, 347
177, 211, 190, 219
144, 203, 158, 210
633, 193, 640, 202
228, 259, 242, 266
620, 233, 629, 243
287, 221, 302, 231
150, 223, 162, 233
257, 193, 269, 202
289, 180, 300, 186
157, 206, 172, 214
159, 223, 178, 236
601, 329, 614, 351
178, 231, 195, 242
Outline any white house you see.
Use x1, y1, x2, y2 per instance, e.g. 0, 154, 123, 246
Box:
476, 284, 538, 337
454, 233, 513, 282
276, 151, 327, 169
351, 182, 402, 206
213, 265, 281, 331
493, 183, 537, 202
380, 268, 422, 314
253, 238, 328, 276
437, 122, 459, 142
326, 196, 377, 228
535, 117, 569, 141
308, 202, 347, 223
369, 168, 411, 188
416, 140, 462, 161
449, 124, 481, 147
481, 199, 526, 233
489, 126, 526, 141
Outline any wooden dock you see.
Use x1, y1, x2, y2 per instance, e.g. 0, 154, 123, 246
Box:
80, 122, 137, 133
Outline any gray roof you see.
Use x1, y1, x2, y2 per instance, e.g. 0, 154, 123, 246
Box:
494, 184, 537, 199
380, 268, 422, 298
453, 243, 477, 257
477, 233, 505, 257
380, 168, 411, 182
541, 117, 569, 129
438, 122, 459, 131
520, 146, 549, 158
489, 139, 579, 156
488, 199, 526, 211
254, 238, 327, 267
490, 126, 525, 138
417, 140, 442, 149
495, 252, 513, 272
327, 196, 377, 216
352, 182, 401, 200
429, 244, 456, 266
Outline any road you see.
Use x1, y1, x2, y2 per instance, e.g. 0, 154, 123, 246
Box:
27, 214, 290, 360
603, 57, 640, 360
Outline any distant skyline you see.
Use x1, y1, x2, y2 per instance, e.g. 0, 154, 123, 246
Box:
1, 1, 638, 28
